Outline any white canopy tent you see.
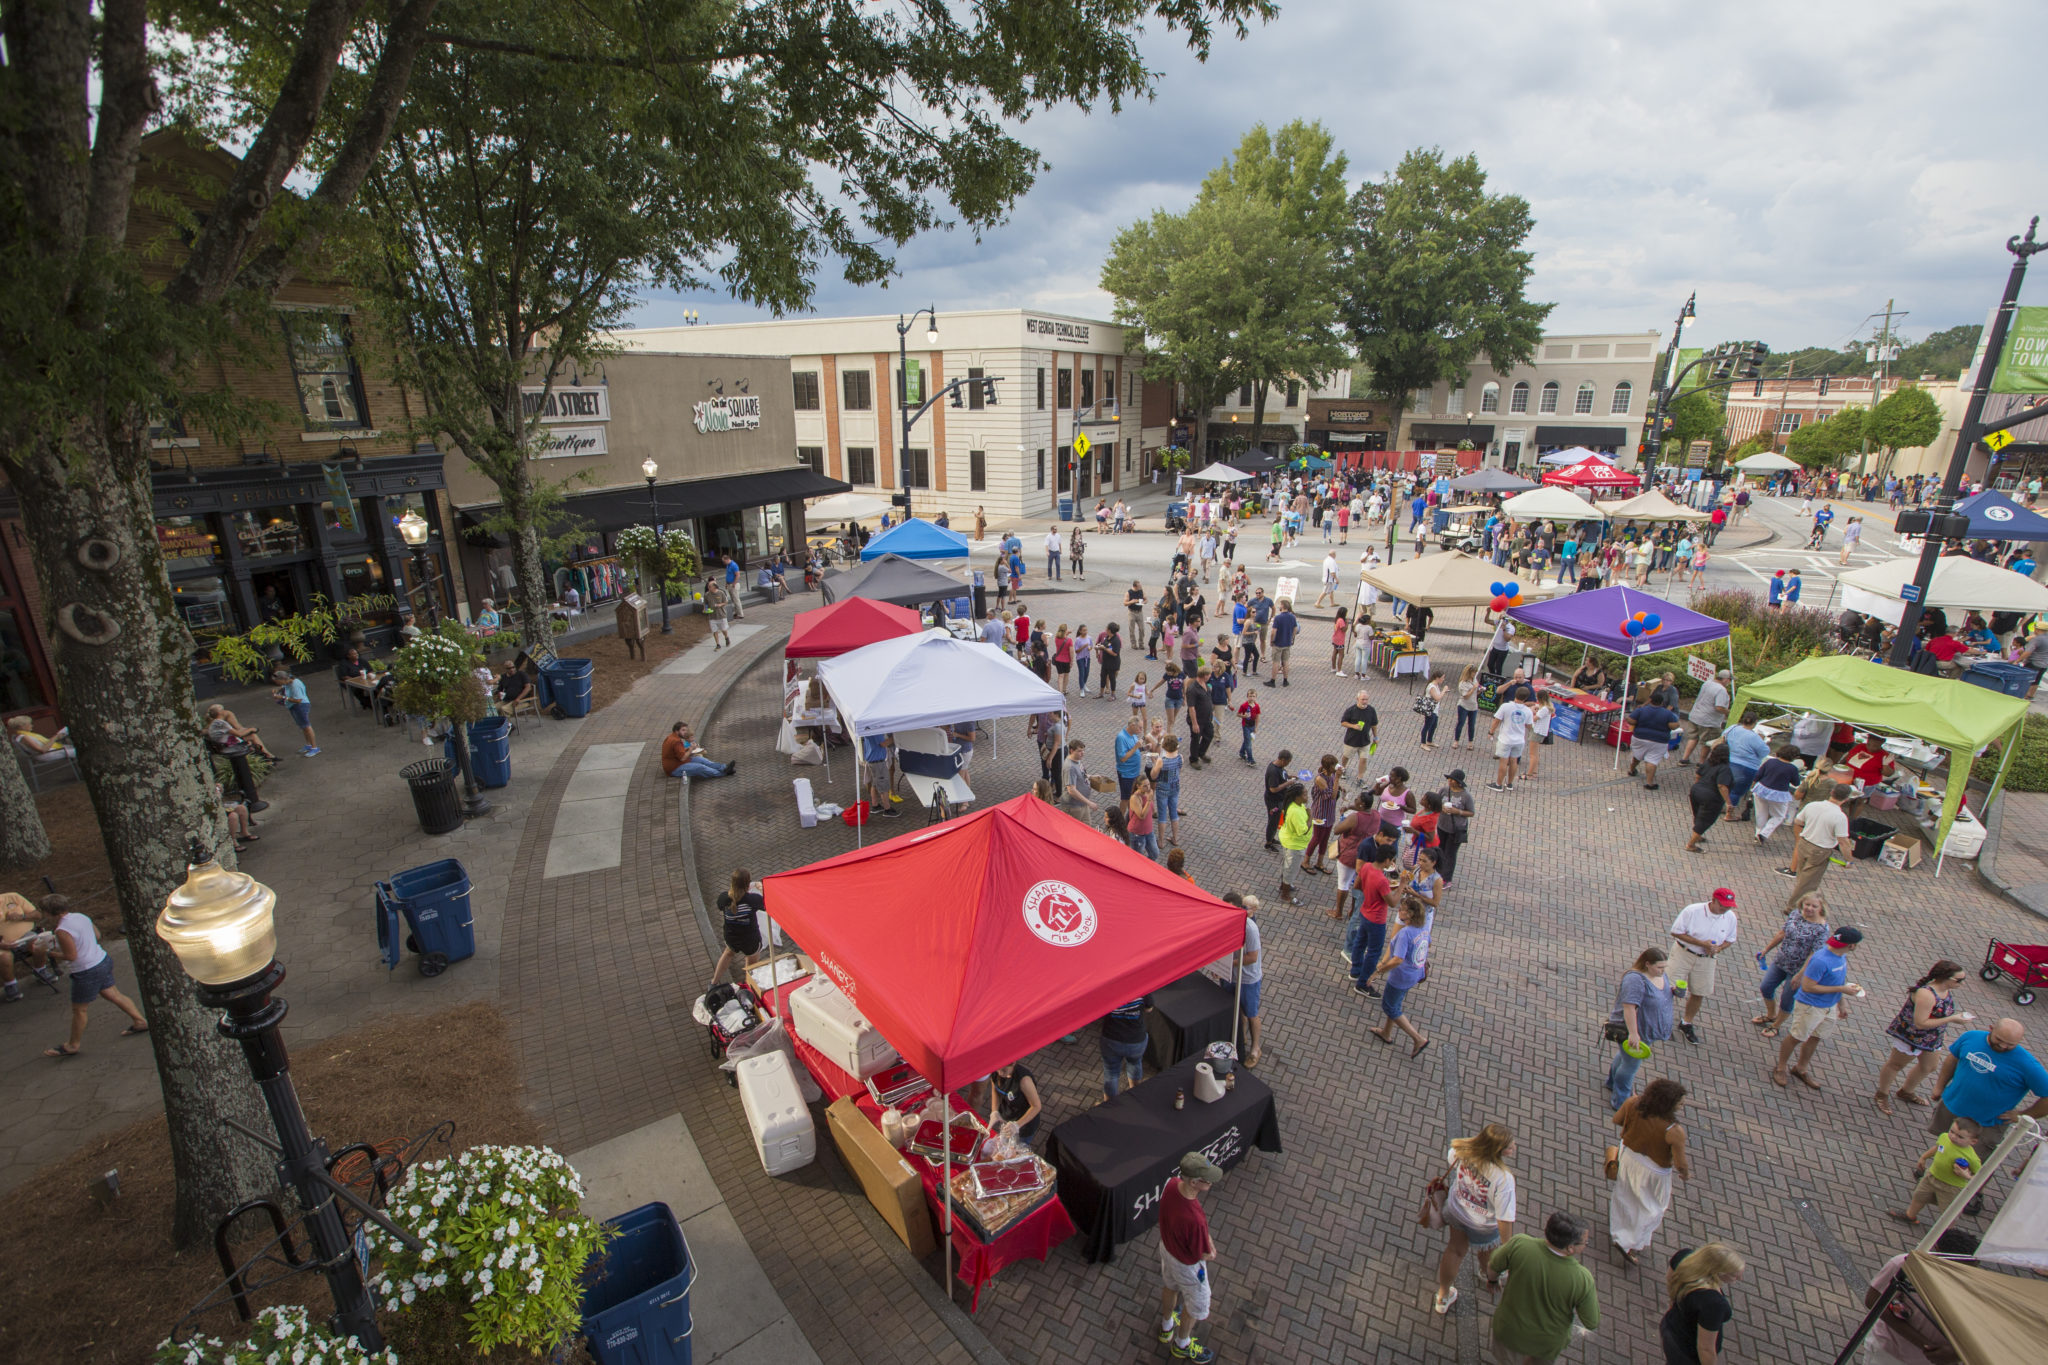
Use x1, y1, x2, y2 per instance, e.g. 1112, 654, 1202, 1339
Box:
1735, 451, 1801, 473
1838, 554, 2048, 625
806, 491, 894, 522
1603, 489, 1712, 522
1538, 447, 1617, 466
815, 630, 1064, 845
1186, 462, 1253, 483
1499, 486, 1609, 522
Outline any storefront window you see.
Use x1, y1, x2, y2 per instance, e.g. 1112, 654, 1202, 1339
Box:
155, 515, 222, 566
171, 575, 239, 663
0, 608, 50, 712
321, 494, 369, 538
385, 492, 442, 542
743, 503, 788, 559
338, 555, 398, 623
229, 506, 309, 559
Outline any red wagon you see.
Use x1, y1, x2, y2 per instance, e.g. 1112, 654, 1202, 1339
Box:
1980, 940, 2048, 1007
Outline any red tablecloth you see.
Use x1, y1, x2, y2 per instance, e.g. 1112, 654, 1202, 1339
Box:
761, 976, 1076, 1306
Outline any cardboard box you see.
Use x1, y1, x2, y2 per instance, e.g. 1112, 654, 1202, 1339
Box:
1883, 834, 1924, 870
825, 1097, 936, 1258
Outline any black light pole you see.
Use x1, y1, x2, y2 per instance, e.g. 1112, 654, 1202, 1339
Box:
1889, 218, 2045, 667
897, 306, 938, 517
642, 457, 672, 634
397, 510, 439, 627
398, 511, 488, 817
1641, 292, 1697, 488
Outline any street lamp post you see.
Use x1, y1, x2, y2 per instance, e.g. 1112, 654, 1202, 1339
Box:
1641, 292, 1697, 489
397, 510, 488, 818
896, 307, 939, 518
157, 845, 409, 1351
642, 457, 672, 634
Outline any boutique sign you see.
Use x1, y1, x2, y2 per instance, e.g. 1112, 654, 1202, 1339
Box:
533, 425, 608, 458
693, 394, 762, 434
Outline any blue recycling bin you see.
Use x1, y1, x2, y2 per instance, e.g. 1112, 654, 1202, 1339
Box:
443, 717, 512, 788
543, 657, 595, 717
1963, 660, 2037, 698
1058, 495, 1074, 522
580, 1201, 694, 1365
382, 858, 475, 976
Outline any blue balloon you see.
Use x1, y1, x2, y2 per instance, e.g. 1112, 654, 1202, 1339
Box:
1506, 582, 1522, 598
1625, 620, 1645, 637
1489, 582, 1505, 597
1643, 613, 1661, 631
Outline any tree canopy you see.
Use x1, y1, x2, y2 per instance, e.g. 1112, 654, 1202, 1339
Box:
1337, 148, 1552, 447
1866, 383, 1944, 455
1784, 407, 1867, 469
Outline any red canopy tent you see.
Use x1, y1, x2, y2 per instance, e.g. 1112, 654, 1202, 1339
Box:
785, 596, 924, 659
762, 793, 1248, 1091
1543, 457, 1641, 490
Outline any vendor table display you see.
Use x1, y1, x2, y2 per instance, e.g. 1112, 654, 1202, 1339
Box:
1367, 633, 1429, 680
1047, 1053, 1282, 1263
761, 975, 1076, 1306
1143, 973, 1242, 1070
1551, 691, 1619, 744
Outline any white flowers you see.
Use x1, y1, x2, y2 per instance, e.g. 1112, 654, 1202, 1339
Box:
152, 1306, 396, 1365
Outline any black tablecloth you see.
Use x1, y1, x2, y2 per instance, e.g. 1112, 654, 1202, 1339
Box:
1047, 1053, 1282, 1263
1143, 972, 1242, 1070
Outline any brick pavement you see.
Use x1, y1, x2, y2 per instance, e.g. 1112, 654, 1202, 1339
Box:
687, 556, 2048, 1365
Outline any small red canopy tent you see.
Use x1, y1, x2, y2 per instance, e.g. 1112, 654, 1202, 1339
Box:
1542, 457, 1641, 491
786, 596, 924, 659
763, 794, 1248, 1091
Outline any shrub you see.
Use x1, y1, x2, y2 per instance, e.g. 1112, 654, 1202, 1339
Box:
155, 1306, 396, 1365
1973, 713, 2048, 793
391, 622, 489, 724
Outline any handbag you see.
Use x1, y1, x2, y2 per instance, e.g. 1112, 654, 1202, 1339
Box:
1603, 1145, 1621, 1181
1417, 1161, 1455, 1230
1411, 694, 1437, 716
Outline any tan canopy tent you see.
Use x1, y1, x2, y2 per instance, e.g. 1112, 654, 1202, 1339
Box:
1902, 1250, 2048, 1365
1603, 489, 1711, 522
1499, 486, 1610, 522
1359, 550, 1567, 610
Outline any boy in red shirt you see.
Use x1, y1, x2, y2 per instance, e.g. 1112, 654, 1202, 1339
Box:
1236, 688, 1261, 763
1157, 1151, 1224, 1362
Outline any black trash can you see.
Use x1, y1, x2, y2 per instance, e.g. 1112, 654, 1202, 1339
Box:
1851, 815, 1894, 860
401, 758, 463, 835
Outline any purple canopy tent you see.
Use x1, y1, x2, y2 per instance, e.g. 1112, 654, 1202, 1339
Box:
1505, 585, 1733, 766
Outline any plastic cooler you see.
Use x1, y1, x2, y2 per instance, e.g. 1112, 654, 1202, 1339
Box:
384, 859, 476, 974
735, 1051, 816, 1175
787, 977, 900, 1079
579, 1201, 694, 1365
543, 657, 595, 717
1850, 816, 1895, 860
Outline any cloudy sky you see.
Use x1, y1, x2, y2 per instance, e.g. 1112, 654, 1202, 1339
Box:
630, 0, 2046, 356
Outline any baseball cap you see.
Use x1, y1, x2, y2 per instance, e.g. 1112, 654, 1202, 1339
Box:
1445, 769, 1467, 783
1710, 888, 1737, 908
1829, 925, 1865, 947
1179, 1151, 1225, 1184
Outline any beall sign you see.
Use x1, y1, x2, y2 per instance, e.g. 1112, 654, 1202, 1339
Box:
693, 394, 762, 434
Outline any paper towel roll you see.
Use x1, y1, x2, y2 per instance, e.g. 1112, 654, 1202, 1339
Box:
1192, 1061, 1226, 1103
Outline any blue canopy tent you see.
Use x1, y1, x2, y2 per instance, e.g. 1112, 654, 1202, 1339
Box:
858, 517, 972, 561
1287, 453, 1334, 471
1954, 490, 2048, 542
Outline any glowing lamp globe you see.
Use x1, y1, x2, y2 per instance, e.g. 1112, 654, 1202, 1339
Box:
156, 853, 278, 986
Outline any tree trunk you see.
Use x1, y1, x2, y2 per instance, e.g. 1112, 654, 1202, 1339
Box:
0, 744, 52, 868
10, 421, 275, 1248
500, 457, 555, 656
1252, 383, 1269, 458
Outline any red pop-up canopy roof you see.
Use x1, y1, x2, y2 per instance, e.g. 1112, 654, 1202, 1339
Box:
763, 794, 1248, 1090
1542, 457, 1641, 490
786, 596, 924, 659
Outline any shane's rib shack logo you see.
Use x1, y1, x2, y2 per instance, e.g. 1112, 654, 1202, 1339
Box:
1021, 880, 1098, 948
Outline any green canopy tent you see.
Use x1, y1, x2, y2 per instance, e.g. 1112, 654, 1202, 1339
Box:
1726, 656, 2028, 864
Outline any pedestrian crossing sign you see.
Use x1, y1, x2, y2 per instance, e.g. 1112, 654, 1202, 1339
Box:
1073, 433, 1093, 458
1984, 429, 2014, 452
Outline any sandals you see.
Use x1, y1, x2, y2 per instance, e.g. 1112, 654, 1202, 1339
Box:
122, 1022, 149, 1036
1874, 1093, 1894, 1115
1897, 1090, 1930, 1107
1749, 1014, 1775, 1027
1412, 1038, 1431, 1059
45, 1044, 80, 1059
1790, 1068, 1823, 1091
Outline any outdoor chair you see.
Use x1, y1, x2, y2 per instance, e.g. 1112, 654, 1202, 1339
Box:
13, 734, 80, 793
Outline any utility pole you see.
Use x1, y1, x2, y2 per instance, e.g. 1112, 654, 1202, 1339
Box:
1855, 299, 1900, 479
1768, 359, 1797, 452
1888, 220, 2045, 667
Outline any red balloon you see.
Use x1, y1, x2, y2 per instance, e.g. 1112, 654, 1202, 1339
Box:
1491, 595, 1509, 612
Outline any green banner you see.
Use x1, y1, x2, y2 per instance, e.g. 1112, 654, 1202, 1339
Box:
902, 358, 922, 405
1675, 347, 1705, 390
1992, 306, 2048, 393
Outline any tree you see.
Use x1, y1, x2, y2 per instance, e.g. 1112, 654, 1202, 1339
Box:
1867, 384, 1944, 460
1665, 387, 1728, 461
1337, 148, 1553, 449
1895, 325, 1982, 381
3, 0, 1268, 1247
0, 752, 51, 868
1784, 408, 1868, 469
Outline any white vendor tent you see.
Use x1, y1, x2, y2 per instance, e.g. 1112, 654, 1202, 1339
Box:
1500, 486, 1609, 522
1734, 451, 1800, 472
1604, 489, 1711, 522
1837, 554, 2048, 625
1187, 462, 1252, 483
1538, 447, 1617, 466
807, 491, 894, 521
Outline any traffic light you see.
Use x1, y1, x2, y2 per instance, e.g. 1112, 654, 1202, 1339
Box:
1710, 351, 1734, 382
1739, 341, 1767, 380
1637, 442, 1649, 456
890, 492, 910, 509
981, 377, 999, 406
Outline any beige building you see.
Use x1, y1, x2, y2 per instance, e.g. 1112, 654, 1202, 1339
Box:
444, 350, 844, 607
613, 309, 1169, 523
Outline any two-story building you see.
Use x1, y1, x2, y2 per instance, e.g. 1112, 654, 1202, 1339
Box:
612, 309, 1172, 524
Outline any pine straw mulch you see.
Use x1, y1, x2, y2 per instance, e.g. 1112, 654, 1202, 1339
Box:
0, 1000, 572, 1365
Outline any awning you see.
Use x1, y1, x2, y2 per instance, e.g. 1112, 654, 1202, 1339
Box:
456, 464, 849, 530
1903, 1249, 2048, 1365
1507, 584, 1731, 656
1534, 426, 1627, 446
1410, 423, 1495, 443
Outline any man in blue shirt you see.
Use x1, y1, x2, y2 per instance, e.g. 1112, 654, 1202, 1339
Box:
1267, 600, 1298, 688
1721, 720, 1770, 817
1929, 1019, 2048, 1144
1249, 589, 1275, 655
1113, 717, 1145, 803
1774, 926, 1863, 1089
1786, 569, 1803, 605
722, 553, 743, 619
1768, 571, 1785, 609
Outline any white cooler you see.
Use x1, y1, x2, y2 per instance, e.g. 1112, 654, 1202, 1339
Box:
788, 977, 900, 1080
736, 1051, 816, 1175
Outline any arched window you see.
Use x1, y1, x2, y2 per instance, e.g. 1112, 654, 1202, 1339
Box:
1610, 380, 1633, 414
1574, 381, 1596, 414
1510, 381, 1530, 413
1539, 381, 1560, 413
1480, 382, 1500, 413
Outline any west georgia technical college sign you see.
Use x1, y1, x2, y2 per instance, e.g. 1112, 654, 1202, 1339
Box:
693, 394, 763, 434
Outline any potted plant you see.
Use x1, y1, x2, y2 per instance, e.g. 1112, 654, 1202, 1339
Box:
209, 592, 400, 684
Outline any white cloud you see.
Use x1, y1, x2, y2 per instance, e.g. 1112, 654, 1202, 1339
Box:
630, 0, 2047, 352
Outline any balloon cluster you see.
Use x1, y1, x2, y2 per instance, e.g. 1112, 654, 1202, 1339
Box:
1489, 581, 1524, 613
1619, 610, 1664, 639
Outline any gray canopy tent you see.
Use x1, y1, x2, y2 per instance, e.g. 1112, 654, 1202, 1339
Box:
818, 553, 968, 607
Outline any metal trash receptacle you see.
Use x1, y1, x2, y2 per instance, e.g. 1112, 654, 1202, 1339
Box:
400, 758, 462, 835
580, 1201, 694, 1365
543, 657, 595, 717
385, 858, 475, 975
